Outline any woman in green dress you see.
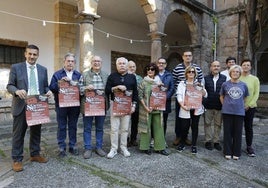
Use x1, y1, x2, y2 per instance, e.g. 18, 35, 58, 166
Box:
138, 63, 169, 156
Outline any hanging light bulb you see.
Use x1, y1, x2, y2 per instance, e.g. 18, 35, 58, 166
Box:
43, 20, 46, 26
130, 39, 133, 44
106, 33, 109, 38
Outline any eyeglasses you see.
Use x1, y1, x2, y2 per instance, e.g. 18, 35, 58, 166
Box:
187, 70, 195, 74
147, 68, 155, 71
158, 62, 166, 65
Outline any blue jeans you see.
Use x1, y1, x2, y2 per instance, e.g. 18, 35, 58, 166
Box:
83, 115, 105, 150
56, 106, 80, 150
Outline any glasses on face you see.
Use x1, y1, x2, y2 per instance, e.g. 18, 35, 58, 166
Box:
187, 70, 195, 74
147, 67, 155, 71
158, 62, 166, 65
93, 60, 101, 62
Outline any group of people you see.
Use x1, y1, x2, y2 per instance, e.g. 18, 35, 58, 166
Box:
7, 45, 259, 173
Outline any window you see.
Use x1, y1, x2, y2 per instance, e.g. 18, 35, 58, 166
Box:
0, 39, 27, 99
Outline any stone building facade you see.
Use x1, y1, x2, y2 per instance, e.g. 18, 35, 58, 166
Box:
1, 0, 267, 123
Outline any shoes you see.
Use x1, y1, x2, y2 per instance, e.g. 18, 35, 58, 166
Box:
177, 144, 185, 152
233, 156, 240, 160
69, 147, 79, 155
58, 149, 67, 158
12, 161, 23, 172
83, 149, 92, 159
185, 138, 192, 146
107, 149, 117, 159
143, 149, 152, 155
159, 149, 169, 156
30, 155, 48, 163
95, 148, 106, 157
225, 155, 231, 160
214, 143, 222, 151
246, 146, 256, 157
127, 140, 138, 147
191, 146, 197, 154
205, 142, 213, 150
173, 137, 180, 146
121, 148, 131, 157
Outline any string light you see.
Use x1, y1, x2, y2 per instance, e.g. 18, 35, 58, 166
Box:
0, 10, 151, 43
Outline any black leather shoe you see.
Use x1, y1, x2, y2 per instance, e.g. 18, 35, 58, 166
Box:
214, 143, 222, 151
160, 149, 169, 156
205, 142, 213, 150
143, 149, 152, 155
69, 147, 79, 155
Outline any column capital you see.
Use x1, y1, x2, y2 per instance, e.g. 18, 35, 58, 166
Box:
75, 12, 101, 24
147, 31, 166, 40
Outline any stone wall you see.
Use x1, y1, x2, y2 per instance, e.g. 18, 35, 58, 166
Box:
54, 2, 78, 71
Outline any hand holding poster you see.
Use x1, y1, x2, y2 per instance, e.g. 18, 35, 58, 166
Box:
58, 80, 80, 107
84, 89, 105, 116
149, 85, 167, 111
184, 84, 203, 109
112, 90, 132, 116
26, 95, 51, 126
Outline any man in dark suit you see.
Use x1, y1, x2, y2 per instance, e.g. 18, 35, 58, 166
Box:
7, 44, 52, 172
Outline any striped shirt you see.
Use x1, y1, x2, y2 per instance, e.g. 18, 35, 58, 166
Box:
172, 63, 204, 90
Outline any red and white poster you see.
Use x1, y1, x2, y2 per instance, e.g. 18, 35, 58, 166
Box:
112, 90, 132, 116
184, 84, 203, 109
26, 95, 51, 126
149, 85, 167, 111
84, 89, 105, 116
58, 80, 80, 107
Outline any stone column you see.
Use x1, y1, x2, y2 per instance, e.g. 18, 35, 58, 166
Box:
76, 0, 100, 71
148, 31, 166, 62
77, 13, 100, 71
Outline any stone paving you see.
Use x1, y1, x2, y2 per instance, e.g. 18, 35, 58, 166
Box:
0, 114, 267, 188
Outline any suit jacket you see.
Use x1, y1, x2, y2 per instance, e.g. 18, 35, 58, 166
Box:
7, 62, 50, 116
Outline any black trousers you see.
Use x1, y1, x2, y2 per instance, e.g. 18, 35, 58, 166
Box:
180, 110, 200, 146
129, 105, 139, 142
244, 108, 256, 147
12, 109, 41, 162
223, 114, 243, 157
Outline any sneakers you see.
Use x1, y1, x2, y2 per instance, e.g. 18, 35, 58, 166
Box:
177, 144, 185, 152
191, 146, 197, 154
233, 156, 240, 160
121, 148, 131, 157
95, 148, 106, 157
246, 146, 256, 157
12, 161, 23, 172
107, 149, 118, 159
225, 155, 231, 160
214, 143, 222, 151
205, 142, 213, 150
83, 149, 92, 159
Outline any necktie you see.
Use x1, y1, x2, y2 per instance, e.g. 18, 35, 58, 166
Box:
29, 65, 38, 95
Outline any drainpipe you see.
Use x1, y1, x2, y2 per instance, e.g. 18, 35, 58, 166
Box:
213, 0, 217, 61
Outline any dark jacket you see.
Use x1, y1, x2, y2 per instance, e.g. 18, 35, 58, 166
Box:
49, 68, 82, 107
203, 73, 226, 110
158, 70, 174, 113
